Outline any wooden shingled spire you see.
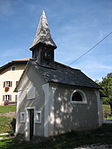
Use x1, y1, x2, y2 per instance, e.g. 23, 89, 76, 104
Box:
30, 10, 57, 50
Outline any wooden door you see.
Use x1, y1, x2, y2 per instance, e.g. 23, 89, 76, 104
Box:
29, 109, 34, 140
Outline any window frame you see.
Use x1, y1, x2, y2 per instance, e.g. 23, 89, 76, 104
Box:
70, 89, 87, 104
3, 95, 12, 101
35, 111, 41, 123
20, 112, 25, 123
3, 81, 12, 87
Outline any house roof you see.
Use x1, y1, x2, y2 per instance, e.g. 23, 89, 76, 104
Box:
31, 60, 100, 89
0, 58, 30, 72
30, 10, 57, 50
14, 58, 30, 61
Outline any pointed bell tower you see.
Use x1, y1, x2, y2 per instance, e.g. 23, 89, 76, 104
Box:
30, 10, 57, 65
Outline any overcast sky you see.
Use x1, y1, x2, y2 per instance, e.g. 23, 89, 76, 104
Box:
0, 0, 112, 81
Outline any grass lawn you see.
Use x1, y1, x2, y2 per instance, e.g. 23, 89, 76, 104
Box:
0, 116, 12, 134
0, 124, 112, 149
0, 105, 16, 114
0, 105, 16, 134
103, 104, 112, 120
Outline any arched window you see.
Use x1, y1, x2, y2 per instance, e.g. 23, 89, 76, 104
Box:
71, 89, 87, 104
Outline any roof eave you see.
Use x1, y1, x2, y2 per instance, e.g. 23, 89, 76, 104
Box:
29, 42, 57, 51
48, 81, 100, 89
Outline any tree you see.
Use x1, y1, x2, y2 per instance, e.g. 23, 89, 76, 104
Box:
99, 72, 112, 115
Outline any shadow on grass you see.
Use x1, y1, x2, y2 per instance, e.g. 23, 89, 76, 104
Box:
0, 124, 112, 149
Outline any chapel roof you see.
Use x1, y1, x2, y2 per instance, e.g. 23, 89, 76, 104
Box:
31, 60, 100, 89
30, 10, 57, 50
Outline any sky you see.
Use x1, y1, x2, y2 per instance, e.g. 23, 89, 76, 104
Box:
0, 0, 112, 81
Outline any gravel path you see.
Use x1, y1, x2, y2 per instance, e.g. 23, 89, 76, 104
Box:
75, 144, 112, 149
0, 136, 14, 140
0, 112, 16, 118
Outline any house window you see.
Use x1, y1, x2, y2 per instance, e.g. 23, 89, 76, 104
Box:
35, 111, 41, 123
71, 89, 87, 104
16, 81, 19, 87
3, 81, 12, 87
11, 66, 16, 71
20, 112, 25, 123
15, 95, 18, 101
3, 95, 12, 101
